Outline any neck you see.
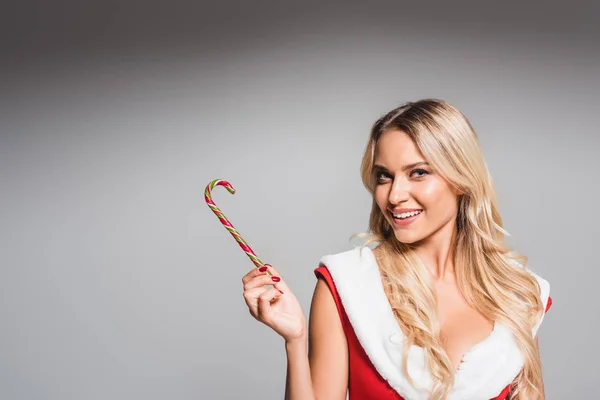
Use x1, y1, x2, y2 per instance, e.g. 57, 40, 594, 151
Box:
412, 220, 457, 281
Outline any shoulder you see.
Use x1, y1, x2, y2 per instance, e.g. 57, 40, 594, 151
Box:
527, 270, 551, 308
319, 245, 373, 265
314, 245, 381, 294
316, 245, 376, 274
314, 245, 373, 296
506, 257, 552, 336
527, 268, 552, 337
505, 257, 551, 303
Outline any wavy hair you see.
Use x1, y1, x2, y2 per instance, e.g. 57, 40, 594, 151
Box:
355, 99, 545, 399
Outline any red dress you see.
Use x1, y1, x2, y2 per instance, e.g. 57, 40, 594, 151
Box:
314, 247, 552, 400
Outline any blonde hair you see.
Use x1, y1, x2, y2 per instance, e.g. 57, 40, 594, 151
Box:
355, 99, 545, 399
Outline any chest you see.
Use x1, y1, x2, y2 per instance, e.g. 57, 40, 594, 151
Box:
435, 281, 495, 370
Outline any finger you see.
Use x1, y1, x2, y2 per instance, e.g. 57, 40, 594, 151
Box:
256, 287, 284, 319
266, 269, 290, 294
243, 287, 268, 317
243, 272, 284, 291
254, 264, 287, 293
252, 265, 289, 295
241, 263, 273, 286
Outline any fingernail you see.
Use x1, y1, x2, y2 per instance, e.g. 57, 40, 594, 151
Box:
258, 266, 268, 272
271, 276, 281, 282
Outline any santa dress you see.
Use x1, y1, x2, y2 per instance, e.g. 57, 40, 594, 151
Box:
313, 246, 552, 400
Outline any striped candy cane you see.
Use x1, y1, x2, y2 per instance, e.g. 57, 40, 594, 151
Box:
204, 179, 272, 276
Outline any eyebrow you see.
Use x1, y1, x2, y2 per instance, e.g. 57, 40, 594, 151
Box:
373, 161, 430, 172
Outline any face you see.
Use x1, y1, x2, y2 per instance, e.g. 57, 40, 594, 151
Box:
373, 129, 461, 245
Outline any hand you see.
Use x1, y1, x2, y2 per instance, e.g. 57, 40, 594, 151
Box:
242, 264, 307, 342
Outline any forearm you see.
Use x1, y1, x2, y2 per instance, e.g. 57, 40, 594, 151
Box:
284, 337, 316, 400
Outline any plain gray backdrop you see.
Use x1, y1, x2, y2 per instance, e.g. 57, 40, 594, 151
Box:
2, 0, 599, 399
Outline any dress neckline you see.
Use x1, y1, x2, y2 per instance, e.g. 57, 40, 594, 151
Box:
318, 245, 548, 400
364, 245, 499, 377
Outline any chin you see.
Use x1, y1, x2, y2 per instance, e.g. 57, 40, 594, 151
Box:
392, 231, 424, 245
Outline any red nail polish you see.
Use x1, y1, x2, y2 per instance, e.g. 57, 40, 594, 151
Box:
271, 276, 281, 282
259, 266, 268, 272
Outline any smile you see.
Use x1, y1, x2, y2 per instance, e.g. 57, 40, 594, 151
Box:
390, 210, 423, 226
392, 210, 423, 219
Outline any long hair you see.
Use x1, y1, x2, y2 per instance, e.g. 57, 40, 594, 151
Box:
355, 99, 545, 399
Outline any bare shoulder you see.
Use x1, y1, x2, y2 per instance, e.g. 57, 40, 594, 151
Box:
308, 277, 348, 400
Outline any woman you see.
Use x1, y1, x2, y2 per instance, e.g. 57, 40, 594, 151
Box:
241, 99, 552, 400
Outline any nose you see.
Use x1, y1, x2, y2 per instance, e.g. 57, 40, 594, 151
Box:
388, 178, 410, 205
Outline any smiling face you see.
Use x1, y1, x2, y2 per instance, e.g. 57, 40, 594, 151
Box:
373, 129, 461, 245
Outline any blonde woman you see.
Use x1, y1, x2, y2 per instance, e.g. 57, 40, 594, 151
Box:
241, 99, 552, 400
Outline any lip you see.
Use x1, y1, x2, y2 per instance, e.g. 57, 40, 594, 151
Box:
389, 209, 423, 227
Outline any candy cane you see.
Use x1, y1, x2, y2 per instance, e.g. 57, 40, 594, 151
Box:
204, 179, 272, 276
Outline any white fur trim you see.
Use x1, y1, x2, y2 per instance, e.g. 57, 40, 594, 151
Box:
319, 246, 550, 400
506, 258, 552, 337
529, 272, 550, 338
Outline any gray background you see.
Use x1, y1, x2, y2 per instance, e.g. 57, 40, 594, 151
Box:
1, 0, 599, 399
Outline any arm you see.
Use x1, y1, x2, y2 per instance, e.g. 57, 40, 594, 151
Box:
284, 278, 349, 400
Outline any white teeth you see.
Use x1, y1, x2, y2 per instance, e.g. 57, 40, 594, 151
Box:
393, 210, 422, 219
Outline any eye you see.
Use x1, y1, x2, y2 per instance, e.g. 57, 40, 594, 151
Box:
375, 171, 392, 183
410, 168, 429, 178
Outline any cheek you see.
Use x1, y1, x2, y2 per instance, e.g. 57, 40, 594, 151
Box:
418, 179, 457, 209
374, 187, 387, 210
